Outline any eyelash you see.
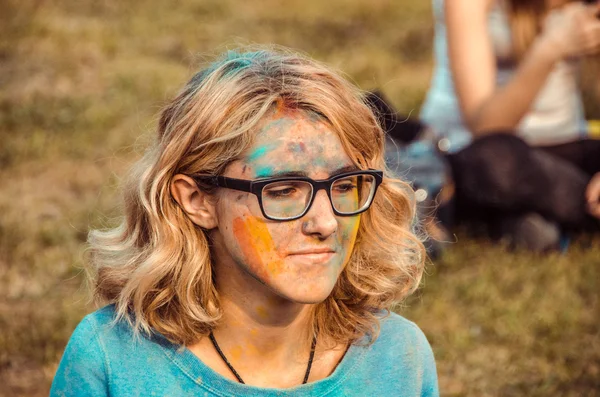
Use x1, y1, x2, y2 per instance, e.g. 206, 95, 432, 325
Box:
265, 187, 297, 198
333, 182, 357, 192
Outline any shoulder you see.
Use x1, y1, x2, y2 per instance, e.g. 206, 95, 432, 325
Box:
377, 312, 439, 394
378, 311, 431, 346
75, 305, 180, 365
370, 311, 436, 368
50, 306, 117, 395
83, 304, 120, 330
68, 305, 116, 345
346, 312, 439, 395
66, 304, 138, 360
70, 305, 122, 342
57, 305, 123, 364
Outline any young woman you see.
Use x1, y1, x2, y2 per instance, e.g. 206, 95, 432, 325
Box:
420, 0, 600, 250
50, 49, 438, 396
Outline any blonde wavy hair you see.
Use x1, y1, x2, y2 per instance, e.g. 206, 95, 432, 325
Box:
88, 46, 425, 347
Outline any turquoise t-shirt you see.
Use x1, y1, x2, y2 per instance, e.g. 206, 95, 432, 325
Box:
50, 305, 439, 396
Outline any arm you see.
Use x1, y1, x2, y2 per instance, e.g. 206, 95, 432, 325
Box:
586, 172, 600, 219
446, 1, 600, 136
49, 316, 109, 397
420, 341, 439, 397
405, 321, 440, 397
588, 57, 600, 108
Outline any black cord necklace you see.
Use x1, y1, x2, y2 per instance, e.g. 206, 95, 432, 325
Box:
208, 331, 317, 385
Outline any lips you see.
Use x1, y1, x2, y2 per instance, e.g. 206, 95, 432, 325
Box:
288, 248, 336, 256
287, 248, 337, 264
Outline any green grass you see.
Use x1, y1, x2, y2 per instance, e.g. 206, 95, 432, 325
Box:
403, 238, 600, 396
0, 0, 598, 396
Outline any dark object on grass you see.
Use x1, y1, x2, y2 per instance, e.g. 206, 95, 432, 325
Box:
448, 133, 600, 251
366, 91, 600, 253
365, 90, 424, 144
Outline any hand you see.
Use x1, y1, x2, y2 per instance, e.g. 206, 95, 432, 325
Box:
586, 172, 600, 219
540, 3, 600, 60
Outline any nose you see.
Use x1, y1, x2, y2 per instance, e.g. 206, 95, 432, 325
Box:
302, 189, 337, 238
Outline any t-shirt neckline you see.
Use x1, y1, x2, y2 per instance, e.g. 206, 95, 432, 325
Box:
156, 334, 367, 396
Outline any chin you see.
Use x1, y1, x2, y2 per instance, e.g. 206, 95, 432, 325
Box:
272, 277, 338, 304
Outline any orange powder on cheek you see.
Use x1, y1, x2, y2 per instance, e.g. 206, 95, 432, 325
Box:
232, 217, 285, 281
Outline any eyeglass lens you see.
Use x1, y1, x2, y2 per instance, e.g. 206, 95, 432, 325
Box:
261, 174, 376, 219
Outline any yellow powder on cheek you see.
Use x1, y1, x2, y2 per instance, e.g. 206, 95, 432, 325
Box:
232, 216, 285, 279
255, 305, 268, 320
341, 215, 361, 266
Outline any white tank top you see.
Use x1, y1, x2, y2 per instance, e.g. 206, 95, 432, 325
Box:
420, 0, 588, 153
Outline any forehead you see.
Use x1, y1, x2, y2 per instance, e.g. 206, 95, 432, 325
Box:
236, 110, 354, 178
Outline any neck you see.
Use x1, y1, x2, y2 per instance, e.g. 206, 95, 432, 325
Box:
216, 285, 314, 358
206, 253, 317, 386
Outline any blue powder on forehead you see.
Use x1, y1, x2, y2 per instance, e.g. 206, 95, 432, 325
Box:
247, 146, 270, 162
245, 138, 284, 162
255, 165, 275, 178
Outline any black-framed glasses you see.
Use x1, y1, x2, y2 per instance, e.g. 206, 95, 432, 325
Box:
192, 169, 383, 221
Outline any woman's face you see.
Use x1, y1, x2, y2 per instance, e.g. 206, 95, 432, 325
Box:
210, 109, 361, 304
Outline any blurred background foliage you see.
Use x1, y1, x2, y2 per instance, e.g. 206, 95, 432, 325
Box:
0, 0, 598, 396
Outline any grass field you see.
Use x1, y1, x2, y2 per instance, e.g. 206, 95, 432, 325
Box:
1, 0, 599, 396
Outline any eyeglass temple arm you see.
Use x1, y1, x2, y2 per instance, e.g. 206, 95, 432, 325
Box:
192, 175, 253, 192
199, 175, 252, 193
216, 176, 252, 191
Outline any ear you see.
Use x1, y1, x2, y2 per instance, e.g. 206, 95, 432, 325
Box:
171, 174, 218, 229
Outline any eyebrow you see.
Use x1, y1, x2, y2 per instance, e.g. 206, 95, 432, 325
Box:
258, 165, 360, 179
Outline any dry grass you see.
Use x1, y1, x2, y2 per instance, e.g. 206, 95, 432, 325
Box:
404, 237, 600, 396
0, 0, 598, 396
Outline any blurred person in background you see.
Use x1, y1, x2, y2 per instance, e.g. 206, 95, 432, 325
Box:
50, 48, 438, 396
367, 90, 454, 258
419, 0, 600, 251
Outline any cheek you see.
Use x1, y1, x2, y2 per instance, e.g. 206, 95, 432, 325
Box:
339, 215, 361, 264
232, 216, 287, 281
